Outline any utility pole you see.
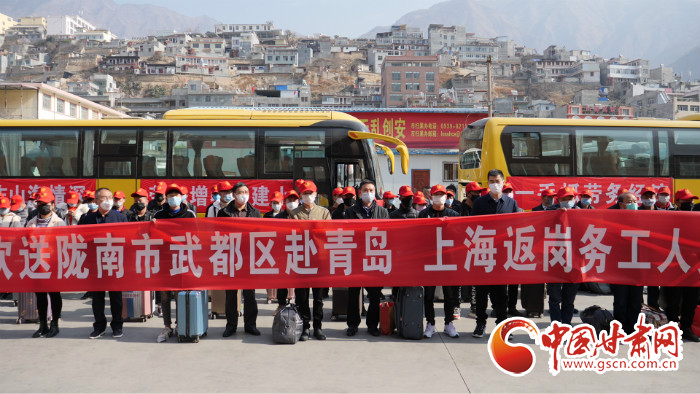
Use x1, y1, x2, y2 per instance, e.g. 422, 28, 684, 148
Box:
486, 55, 493, 117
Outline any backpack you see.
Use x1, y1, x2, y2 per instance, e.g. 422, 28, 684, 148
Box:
272, 304, 303, 344
580, 305, 613, 334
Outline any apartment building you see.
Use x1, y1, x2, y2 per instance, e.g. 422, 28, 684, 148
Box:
381, 51, 439, 107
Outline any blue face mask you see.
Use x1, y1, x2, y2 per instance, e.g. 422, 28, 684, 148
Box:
580, 198, 592, 206
212, 194, 221, 202
223, 193, 234, 203
87, 203, 98, 211
625, 202, 638, 210
561, 200, 575, 209
168, 196, 182, 208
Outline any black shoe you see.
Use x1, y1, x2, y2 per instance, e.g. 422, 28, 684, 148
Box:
244, 326, 261, 336
223, 328, 236, 337
0, 293, 11, 300
346, 326, 358, 337
299, 328, 310, 341
573, 308, 579, 314
47, 321, 59, 338
508, 308, 523, 317
682, 331, 700, 343
112, 329, 123, 338
472, 324, 485, 338
368, 327, 381, 337
89, 328, 106, 339
313, 328, 327, 340
80, 292, 91, 300
32, 322, 49, 338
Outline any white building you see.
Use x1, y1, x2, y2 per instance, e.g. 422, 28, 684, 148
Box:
428, 24, 467, 55
75, 29, 115, 42
215, 22, 275, 34
46, 15, 95, 36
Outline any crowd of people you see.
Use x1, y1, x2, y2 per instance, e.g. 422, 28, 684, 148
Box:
1, 169, 699, 343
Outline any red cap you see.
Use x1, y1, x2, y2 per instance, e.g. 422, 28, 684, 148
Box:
284, 190, 300, 200
641, 186, 657, 196
332, 187, 343, 197
341, 186, 356, 197
675, 189, 698, 201
83, 190, 95, 200
557, 187, 577, 199
10, 194, 23, 210
180, 186, 189, 195
65, 191, 80, 204
464, 182, 486, 193
154, 181, 167, 195
35, 189, 56, 204
114, 190, 125, 199
211, 184, 219, 194
270, 191, 283, 203
414, 191, 425, 198
658, 186, 671, 195
541, 189, 556, 197
131, 188, 149, 198
414, 196, 427, 205
503, 182, 514, 192
430, 184, 447, 195
376, 199, 385, 207
294, 179, 305, 189
446, 189, 455, 197
577, 189, 593, 198
217, 181, 234, 192
299, 180, 317, 194
382, 191, 397, 199
165, 183, 184, 195
617, 188, 629, 196
0, 196, 10, 209
398, 185, 414, 197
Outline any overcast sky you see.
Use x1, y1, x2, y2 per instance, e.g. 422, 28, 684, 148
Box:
112, 0, 446, 37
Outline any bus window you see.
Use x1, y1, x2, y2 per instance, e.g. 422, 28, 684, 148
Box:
83, 130, 95, 177
142, 129, 167, 177
172, 128, 255, 178
264, 130, 325, 174
671, 129, 700, 178
336, 162, 365, 189
459, 121, 484, 170
576, 129, 654, 177
658, 130, 670, 177
5, 129, 80, 177
505, 129, 571, 176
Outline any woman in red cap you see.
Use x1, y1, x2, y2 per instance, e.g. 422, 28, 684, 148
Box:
329, 187, 344, 215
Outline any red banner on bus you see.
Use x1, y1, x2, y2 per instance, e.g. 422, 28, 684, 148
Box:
347, 111, 487, 149
0, 179, 96, 204
507, 177, 673, 210
1, 210, 698, 292
140, 179, 294, 213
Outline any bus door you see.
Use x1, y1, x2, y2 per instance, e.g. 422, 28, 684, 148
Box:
294, 158, 331, 207
95, 128, 139, 194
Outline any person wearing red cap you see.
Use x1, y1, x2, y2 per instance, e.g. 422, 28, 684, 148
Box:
9, 194, 28, 226
331, 186, 355, 219
382, 191, 398, 214
78, 187, 128, 339
607, 188, 629, 209
655, 186, 676, 210
293, 179, 305, 194
204, 184, 220, 218
329, 187, 344, 215
206, 181, 233, 218
576, 190, 595, 210
180, 185, 197, 214
127, 188, 155, 222
0, 195, 21, 227
638, 187, 658, 210
25, 189, 65, 338
502, 182, 514, 199
547, 187, 580, 211
471, 169, 520, 339
112, 190, 127, 213
459, 182, 486, 216
146, 181, 168, 213
675, 188, 698, 212
263, 191, 284, 218
344, 179, 389, 337
389, 185, 418, 219
289, 180, 331, 341
419, 184, 461, 339
445, 184, 461, 213
532, 189, 556, 211
62, 191, 83, 225
217, 182, 262, 338
413, 191, 428, 212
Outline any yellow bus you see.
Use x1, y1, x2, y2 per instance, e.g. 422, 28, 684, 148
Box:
458, 117, 700, 209
0, 108, 408, 215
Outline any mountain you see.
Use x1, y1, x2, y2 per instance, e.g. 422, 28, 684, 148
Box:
361, 0, 700, 70
1, 0, 220, 38
670, 46, 700, 81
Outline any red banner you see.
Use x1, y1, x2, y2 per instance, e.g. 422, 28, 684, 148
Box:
0, 179, 96, 204
507, 177, 673, 210
347, 111, 488, 149
1, 210, 699, 292
140, 179, 293, 212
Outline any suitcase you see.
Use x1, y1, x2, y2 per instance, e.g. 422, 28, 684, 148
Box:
16, 293, 52, 324
121, 291, 154, 322
176, 290, 208, 343
394, 287, 423, 340
520, 284, 545, 317
380, 301, 395, 335
331, 287, 362, 321
272, 304, 304, 344
209, 290, 241, 319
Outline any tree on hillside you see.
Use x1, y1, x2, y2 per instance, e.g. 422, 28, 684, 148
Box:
145, 85, 167, 98
119, 80, 142, 97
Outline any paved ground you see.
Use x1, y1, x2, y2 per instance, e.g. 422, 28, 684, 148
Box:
0, 290, 698, 393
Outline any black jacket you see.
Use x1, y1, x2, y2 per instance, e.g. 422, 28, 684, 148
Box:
274, 210, 291, 219
531, 204, 546, 211
331, 204, 348, 220
146, 199, 165, 213
218, 201, 262, 218
576, 202, 594, 209
263, 210, 280, 218
127, 208, 156, 222
78, 209, 129, 224
344, 201, 389, 219
418, 205, 460, 218
546, 204, 581, 210
389, 205, 419, 219
153, 203, 196, 219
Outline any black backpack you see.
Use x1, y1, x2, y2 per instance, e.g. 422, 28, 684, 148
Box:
580, 305, 614, 334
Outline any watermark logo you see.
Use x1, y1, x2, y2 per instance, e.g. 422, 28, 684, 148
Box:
488, 314, 683, 376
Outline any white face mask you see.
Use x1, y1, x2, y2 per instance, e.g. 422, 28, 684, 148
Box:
489, 183, 503, 195
335, 197, 344, 205
116, 200, 124, 207
642, 198, 656, 207
0, 208, 8, 216
415, 204, 427, 212
432, 195, 447, 206
235, 194, 249, 205
361, 192, 375, 204
99, 199, 114, 211
286, 201, 299, 211
506, 192, 514, 199
658, 195, 669, 204
271, 202, 281, 212
301, 194, 315, 206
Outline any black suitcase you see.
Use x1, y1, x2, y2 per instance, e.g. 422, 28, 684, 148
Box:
520, 284, 545, 317
331, 287, 361, 320
394, 287, 424, 340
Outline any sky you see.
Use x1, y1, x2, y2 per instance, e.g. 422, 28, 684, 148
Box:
112, 0, 447, 37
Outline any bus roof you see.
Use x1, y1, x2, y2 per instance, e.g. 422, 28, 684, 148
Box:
162, 107, 362, 121
476, 116, 700, 129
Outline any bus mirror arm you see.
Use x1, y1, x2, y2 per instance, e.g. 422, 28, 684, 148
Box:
348, 130, 410, 175
374, 143, 395, 174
